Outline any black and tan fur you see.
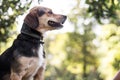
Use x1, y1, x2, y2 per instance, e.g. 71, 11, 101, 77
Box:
0, 6, 66, 80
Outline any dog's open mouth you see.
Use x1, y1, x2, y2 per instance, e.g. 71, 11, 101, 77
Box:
48, 20, 63, 28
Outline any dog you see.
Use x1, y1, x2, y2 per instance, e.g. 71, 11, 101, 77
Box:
0, 6, 67, 80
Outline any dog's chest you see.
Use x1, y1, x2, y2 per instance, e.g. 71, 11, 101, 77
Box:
31, 44, 45, 74
19, 44, 45, 77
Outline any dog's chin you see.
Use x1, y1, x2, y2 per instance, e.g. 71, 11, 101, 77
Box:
48, 20, 63, 29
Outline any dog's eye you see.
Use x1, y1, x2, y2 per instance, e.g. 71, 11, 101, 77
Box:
48, 11, 53, 14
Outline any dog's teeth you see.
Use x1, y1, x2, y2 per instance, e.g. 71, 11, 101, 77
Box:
51, 21, 54, 24
49, 21, 56, 25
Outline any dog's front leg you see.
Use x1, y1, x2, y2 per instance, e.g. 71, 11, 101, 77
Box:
10, 69, 25, 80
34, 67, 45, 80
10, 72, 22, 80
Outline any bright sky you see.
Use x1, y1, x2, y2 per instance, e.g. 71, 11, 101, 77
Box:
17, 0, 75, 33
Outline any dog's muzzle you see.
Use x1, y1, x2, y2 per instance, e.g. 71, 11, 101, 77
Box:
48, 15, 67, 28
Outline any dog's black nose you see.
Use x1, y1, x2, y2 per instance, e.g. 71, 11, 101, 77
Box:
62, 15, 67, 24
63, 15, 67, 20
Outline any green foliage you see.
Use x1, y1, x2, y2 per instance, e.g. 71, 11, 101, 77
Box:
97, 24, 120, 79
45, 0, 104, 79
99, 24, 120, 72
0, 0, 32, 42
65, 32, 100, 78
113, 57, 120, 71
86, 0, 120, 25
45, 30, 103, 80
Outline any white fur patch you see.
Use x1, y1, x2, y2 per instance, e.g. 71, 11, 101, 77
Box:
30, 44, 45, 77
38, 44, 45, 68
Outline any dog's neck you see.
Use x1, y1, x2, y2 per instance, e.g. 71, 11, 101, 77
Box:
21, 23, 43, 40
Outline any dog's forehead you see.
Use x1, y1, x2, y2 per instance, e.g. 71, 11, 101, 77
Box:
30, 6, 52, 12
40, 7, 51, 12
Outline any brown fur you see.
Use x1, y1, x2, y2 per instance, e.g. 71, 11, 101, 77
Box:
0, 6, 66, 80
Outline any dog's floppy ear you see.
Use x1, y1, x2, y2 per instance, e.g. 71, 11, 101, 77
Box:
24, 12, 39, 29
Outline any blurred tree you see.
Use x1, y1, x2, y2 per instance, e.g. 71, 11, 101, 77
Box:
68, 1, 103, 79
0, 0, 32, 42
86, 0, 120, 78
45, 0, 104, 80
97, 24, 120, 79
86, 0, 120, 25
0, 0, 41, 53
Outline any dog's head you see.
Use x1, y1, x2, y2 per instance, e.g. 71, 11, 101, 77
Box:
24, 6, 67, 33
